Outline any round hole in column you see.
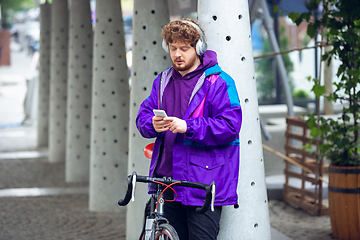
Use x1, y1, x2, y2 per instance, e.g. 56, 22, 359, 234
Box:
226, 36, 231, 41
241, 56, 246, 61
110, 67, 114, 70
153, 41, 157, 45
108, 18, 112, 22
142, 26, 146, 30
238, 14, 243, 19
254, 223, 258, 228
101, 31, 105, 34
113, 115, 116, 119
245, 98, 249, 103
103, 152, 106, 156
109, 42, 113, 46
251, 182, 255, 186
114, 139, 117, 143
103, 176, 107, 180
248, 140, 252, 145
143, 56, 146, 60
102, 128, 106, 131
115, 164, 118, 168
154, 71, 158, 75
151, 10, 155, 14
143, 87, 147, 91
112, 91, 115, 95
212, 15, 217, 21
102, 79, 105, 83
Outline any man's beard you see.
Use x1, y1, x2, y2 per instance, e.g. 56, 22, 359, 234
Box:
172, 57, 196, 73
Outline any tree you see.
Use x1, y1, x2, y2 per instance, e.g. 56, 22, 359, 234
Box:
0, 0, 34, 28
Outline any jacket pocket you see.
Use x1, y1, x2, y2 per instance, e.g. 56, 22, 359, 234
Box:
189, 154, 225, 170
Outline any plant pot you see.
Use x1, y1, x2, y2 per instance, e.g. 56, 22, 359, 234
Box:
328, 165, 360, 240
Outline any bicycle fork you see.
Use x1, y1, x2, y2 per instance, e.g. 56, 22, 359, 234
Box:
144, 191, 167, 240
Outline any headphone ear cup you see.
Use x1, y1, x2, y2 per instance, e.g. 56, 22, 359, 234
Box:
162, 39, 169, 53
196, 39, 203, 55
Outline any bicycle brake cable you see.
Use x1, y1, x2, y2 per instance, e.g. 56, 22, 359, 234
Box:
153, 181, 181, 211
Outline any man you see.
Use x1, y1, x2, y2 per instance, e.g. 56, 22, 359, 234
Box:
136, 18, 242, 240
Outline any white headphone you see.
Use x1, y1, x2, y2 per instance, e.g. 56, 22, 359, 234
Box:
162, 20, 208, 56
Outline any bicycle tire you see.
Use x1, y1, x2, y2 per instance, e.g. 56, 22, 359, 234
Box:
154, 223, 179, 240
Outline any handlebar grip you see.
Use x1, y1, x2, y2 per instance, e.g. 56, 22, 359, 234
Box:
118, 175, 133, 206
196, 181, 215, 213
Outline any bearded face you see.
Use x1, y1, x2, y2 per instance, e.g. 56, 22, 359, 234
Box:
169, 42, 200, 76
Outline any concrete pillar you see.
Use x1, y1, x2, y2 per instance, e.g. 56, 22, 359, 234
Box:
198, 0, 271, 239
37, 2, 51, 147
89, 0, 129, 212
126, 0, 171, 238
65, 0, 93, 183
323, 45, 333, 115
49, 0, 69, 163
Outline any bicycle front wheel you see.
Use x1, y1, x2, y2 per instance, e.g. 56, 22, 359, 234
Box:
155, 223, 179, 240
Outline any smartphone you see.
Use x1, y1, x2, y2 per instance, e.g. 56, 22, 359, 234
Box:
153, 109, 168, 118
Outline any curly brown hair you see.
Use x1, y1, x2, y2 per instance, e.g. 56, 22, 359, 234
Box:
162, 18, 205, 47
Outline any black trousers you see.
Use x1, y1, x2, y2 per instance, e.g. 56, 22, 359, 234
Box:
162, 189, 222, 240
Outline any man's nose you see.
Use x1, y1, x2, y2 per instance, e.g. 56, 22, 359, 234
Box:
174, 49, 181, 57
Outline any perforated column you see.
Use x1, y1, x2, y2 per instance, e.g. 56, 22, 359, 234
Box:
89, 0, 129, 212
198, 1, 271, 239
37, 2, 51, 147
65, 0, 93, 183
49, 0, 69, 163
126, 0, 171, 238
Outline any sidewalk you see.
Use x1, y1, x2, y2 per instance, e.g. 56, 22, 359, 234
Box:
0, 40, 335, 240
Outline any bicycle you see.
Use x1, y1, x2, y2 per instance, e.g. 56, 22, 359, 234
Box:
118, 171, 216, 240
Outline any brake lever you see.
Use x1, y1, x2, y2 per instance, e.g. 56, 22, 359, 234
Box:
131, 172, 137, 202
211, 181, 216, 212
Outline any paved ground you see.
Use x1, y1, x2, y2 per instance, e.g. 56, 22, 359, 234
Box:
0, 39, 336, 240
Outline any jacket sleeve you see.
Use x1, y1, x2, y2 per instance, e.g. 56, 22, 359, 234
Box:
185, 75, 242, 146
136, 75, 164, 139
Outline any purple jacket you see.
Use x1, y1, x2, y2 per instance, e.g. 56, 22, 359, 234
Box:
136, 52, 242, 207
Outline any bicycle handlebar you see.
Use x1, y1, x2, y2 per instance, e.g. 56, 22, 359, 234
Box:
118, 171, 216, 214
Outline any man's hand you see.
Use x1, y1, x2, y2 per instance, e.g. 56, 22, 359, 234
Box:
153, 116, 170, 132
165, 117, 187, 134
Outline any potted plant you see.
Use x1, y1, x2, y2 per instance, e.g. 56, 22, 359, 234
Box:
289, 0, 360, 239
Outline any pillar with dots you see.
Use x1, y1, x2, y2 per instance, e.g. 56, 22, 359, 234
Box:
198, 0, 271, 239
65, 0, 93, 183
38, 2, 51, 147
126, 0, 171, 238
89, 0, 130, 212
49, 0, 69, 163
